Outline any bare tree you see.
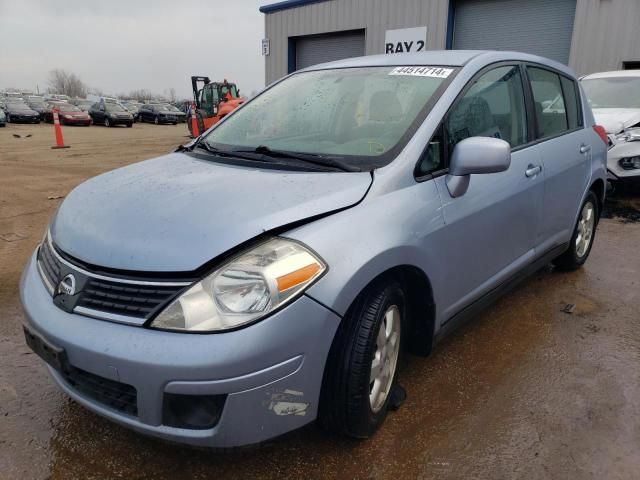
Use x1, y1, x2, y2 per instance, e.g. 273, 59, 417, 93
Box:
47, 69, 88, 98
127, 89, 154, 102
168, 87, 177, 104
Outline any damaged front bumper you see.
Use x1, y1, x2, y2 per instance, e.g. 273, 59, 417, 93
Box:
20, 251, 340, 447
607, 130, 640, 180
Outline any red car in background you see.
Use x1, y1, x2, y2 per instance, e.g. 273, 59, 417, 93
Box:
44, 102, 91, 126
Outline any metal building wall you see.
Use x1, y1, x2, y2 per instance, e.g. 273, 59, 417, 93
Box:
264, 0, 449, 85
570, 0, 640, 76
263, 0, 640, 84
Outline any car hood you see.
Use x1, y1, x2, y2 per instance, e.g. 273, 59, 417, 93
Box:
51, 152, 372, 272
592, 108, 640, 134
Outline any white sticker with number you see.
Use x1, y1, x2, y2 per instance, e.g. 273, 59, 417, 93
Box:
389, 66, 454, 78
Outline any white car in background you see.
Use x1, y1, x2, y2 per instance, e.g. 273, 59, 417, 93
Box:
581, 70, 640, 183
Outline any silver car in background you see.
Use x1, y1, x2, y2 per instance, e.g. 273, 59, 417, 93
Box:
581, 70, 640, 183
21, 51, 607, 448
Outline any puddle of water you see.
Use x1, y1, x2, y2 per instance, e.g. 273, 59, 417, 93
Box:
602, 191, 640, 223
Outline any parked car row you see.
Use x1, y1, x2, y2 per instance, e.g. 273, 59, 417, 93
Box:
1, 91, 187, 130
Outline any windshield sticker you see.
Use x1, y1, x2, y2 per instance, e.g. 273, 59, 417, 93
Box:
389, 66, 453, 78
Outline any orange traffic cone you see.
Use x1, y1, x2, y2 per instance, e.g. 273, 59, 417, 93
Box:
51, 107, 70, 149
190, 103, 200, 138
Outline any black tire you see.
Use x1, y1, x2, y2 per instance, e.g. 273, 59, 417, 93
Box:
154, 116, 159, 125
319, 278, 406, 438
126, 122, 132, 128
6, 115, 10, 123
105, 117, 111, 127
553, 191, 599, 271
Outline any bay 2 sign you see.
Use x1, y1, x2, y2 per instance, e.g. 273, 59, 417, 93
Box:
385, 26, 427, 54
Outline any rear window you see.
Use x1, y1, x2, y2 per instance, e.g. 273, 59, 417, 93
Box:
560, 76, 582, 129
528, 67, 569, 138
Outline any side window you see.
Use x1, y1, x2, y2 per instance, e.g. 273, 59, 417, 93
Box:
527, 67, 569, 138
416, 124, 444, 177
560, 76, 582, 129
445, 65, 527, 152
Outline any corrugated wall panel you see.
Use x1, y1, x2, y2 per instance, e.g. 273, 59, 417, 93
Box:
453, 0, 577, 65
295, 30, 365, 69
570, 0, 640, 76
264, 0, 448, 84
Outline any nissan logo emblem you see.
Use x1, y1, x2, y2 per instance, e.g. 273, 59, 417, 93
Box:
57, 274, 76, 296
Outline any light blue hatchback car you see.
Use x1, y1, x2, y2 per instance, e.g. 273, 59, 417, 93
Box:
21, 50, 607, 448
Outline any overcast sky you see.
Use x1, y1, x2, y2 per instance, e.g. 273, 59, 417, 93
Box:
0, 0, 266, 99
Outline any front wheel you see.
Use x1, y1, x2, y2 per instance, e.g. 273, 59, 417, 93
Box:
154, 116, 159, 125
104, 117, 111, 127
319, 279, 405, 438
126, 122, 132, 128
553, 191, 599, 271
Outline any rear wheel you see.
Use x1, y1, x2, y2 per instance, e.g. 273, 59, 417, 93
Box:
319, 279, 405, 438
553, 191, 599, 271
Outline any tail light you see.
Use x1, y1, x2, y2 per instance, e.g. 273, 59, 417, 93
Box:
593, 125, 608, 145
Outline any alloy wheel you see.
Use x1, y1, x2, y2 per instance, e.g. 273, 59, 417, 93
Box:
369, 305, 401, 413
576, 201, 595, 258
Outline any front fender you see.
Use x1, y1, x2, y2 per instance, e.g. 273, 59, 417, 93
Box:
283, 179, 446, 320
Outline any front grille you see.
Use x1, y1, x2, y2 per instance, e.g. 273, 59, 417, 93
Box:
76, 279, 183, 318
38, 237, 62, 288
37, 236, 188, 321
63, 366, 138, 416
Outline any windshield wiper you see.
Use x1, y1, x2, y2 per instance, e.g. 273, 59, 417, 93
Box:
233, 145, 361, 172
193, 141, 293, 166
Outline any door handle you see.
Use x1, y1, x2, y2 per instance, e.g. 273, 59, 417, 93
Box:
580, 144, 592, 154
525, 164, 542, 178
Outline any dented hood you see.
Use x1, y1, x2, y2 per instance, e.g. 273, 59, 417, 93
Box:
592, 108, 640, 134
52, 152, 372, 272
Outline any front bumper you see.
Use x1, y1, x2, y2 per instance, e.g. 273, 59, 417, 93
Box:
156, 115, 177, 124
62, 117, 91, 126
20, 252, 340, 447
10, 115, 40, 123
110, 117, 133, 125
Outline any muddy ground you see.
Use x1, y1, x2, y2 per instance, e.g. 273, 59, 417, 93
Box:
1, 123, 639, 479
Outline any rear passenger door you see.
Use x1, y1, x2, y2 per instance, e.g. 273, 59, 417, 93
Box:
432, 64, 545, 322
526, 66, 590, 250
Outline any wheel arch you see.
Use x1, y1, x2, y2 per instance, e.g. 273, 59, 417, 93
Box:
589, 178, 605, 217
334, 264, 436, 358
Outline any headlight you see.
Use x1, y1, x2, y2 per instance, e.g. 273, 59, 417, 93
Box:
64, 114, 72, 119
620, 156, 640, 170
150, 238, 326, 332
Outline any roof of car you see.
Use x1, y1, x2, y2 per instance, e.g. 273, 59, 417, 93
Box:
300, 50, 575, 77
581, 69, 640, 80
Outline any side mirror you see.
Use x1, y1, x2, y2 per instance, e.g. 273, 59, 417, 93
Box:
446, 136, 511, 198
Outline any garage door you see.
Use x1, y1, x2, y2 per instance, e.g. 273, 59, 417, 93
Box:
453, 0, 576, 64
295, 30, 365, 71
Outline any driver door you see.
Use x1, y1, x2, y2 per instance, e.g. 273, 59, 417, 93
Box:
431, 64, 545, 324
